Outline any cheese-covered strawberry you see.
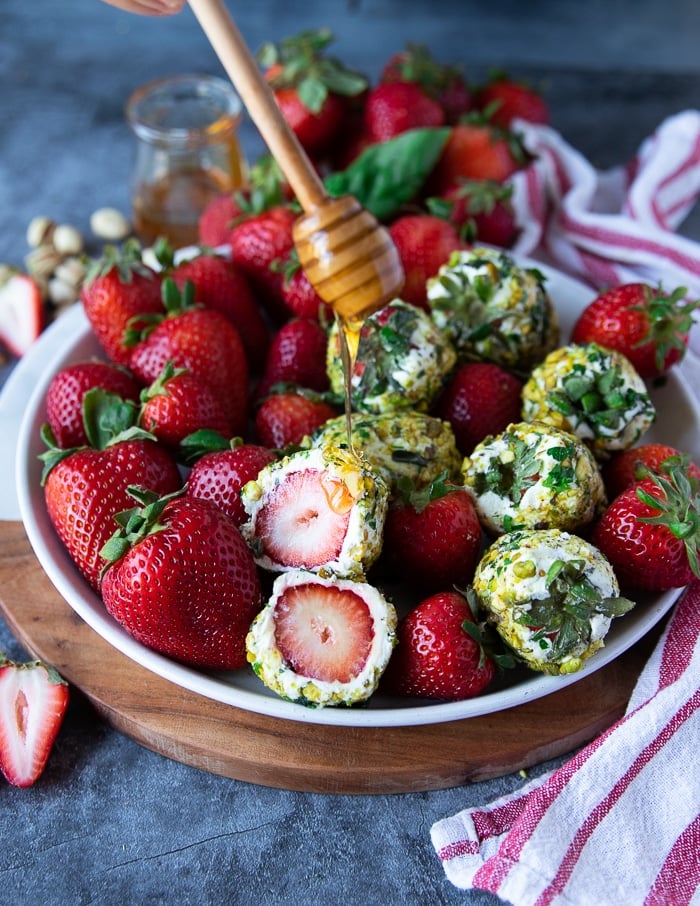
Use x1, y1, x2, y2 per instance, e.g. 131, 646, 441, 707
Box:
472, 528, 634, 675
246, 570, 397, 707
240, 444, 388, 580
461, 421, 606, 535
426, 247, 559, 371
521, 342, 656, 459
311, 411, 462, 493
326, 299, 457, 414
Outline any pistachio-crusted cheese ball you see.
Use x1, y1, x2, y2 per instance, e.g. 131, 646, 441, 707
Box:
312, 411, 462, 493
426, 247, 559, 371
461, 421, 606, 535
246, 570, 397, 707
240, 444, 388, 580
521, 342, 656, 459
326, 299, 457, 414
473, 528, 634, 675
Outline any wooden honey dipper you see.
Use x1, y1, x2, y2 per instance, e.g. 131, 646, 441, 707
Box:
188, 0, 405, 322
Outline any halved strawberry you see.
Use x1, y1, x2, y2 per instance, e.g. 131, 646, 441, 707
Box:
0, 271, 44, 357
246, 571, 397, 706
0, 653, 69, 788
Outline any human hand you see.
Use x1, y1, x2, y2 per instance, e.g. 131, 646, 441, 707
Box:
101, 0, 186, 15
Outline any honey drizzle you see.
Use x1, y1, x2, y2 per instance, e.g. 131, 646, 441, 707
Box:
335, 311, 365, 453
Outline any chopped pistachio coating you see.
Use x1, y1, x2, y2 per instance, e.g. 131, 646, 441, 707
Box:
521, 342, 656, 459
461, 421, 606, 535
473, 528, 634, 675
426, 247, 559, 371
246, 570, 397, 707
311, 411, 462, 494
326, 299, 457, 414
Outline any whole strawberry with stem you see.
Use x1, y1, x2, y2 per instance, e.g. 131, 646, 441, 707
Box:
472, 72, 550, 129
259, 28, 368, 156
139, 360, 233, 453
128, 278, 249, 438
364, 80, 445, 143
381, 590, 498, 701
602, 443, 700, 500
427, 178, 517, 248
388, 214, 464, 310
591, 456, 700, 591
40, 388, 182, 591
80, 239, 164, 367
381, 473, 483, 591
101, 488, 261, 670
433, 361, 523, 455
380, 42, 471, 123
256, 317, 330, 399
571, 282, 699, 378
184, 433, 276, 526
45, 360, 141, 449
254, 390, 338, 449
0, 652, 69, 788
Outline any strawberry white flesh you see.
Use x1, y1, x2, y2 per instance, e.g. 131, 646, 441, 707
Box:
0, 274, 44, 357
256, 469, 351, 569
0, 656, 69, 788
275, 583, 374, 683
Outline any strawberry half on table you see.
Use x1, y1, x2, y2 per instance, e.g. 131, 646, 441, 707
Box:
0, 652, 69, 788
0, 270, 44, 359
100, 488, 262, 670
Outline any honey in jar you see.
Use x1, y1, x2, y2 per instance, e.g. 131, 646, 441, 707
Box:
126, 74, 246, 248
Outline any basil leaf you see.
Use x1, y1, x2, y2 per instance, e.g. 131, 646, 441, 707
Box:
324, 127, 451, 221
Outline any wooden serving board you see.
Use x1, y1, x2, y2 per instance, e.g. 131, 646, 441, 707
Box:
0, 520, 659, 794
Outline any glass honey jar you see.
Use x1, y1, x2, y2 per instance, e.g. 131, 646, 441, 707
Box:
126, 74, 246, 248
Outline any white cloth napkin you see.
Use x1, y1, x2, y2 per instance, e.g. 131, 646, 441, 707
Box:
431, 581, 700, 906
432, 114, 700, 905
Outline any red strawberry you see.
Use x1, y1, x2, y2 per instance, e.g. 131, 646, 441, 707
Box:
128, 279, 249, 437
260, 28, 368, 156
139, 361, 232, 451
381, 42, 471, 123
428, 179, 518, 247
590, 462, 700, 592
0, 271, 44, 358
256, 317, 330, 398
0, 653, 69, 788
197, 192, 243, 247
42, 430, 182, 591
388, 215, 464, 310
433, 362, 523, 455
280, 262, 326, 321
381, 591, 496, 700
472, 74, 550, 129
170, 251, 270, 372
185, 439, 276, 526
428, 121, 527, 195
100, 490, 261, 670
381, 476, 483, 590
364, 81, 445, 143
45, 361, 141, 448
80, 240, 164, 367
602, 443, 700, 500
228, 206, 297, 321
254, 391, 338, 449
570, 283, 699, 378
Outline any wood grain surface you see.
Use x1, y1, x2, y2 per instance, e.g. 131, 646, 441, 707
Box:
0, 519, 659, 794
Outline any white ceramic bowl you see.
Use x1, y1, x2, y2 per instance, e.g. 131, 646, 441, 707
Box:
15, 262, 699, 727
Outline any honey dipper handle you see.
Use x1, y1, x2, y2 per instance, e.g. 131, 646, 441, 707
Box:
188, 0, 328, 212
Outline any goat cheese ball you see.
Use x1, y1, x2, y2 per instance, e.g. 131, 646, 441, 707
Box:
472, 528, 634, 675
246, 570, 397, 707
326, 299, 457, 414
461, 421, 606, 535
311, 411, 463, 493
426, 247, 559, 371
240, 444, 388, 580
521, 342, 656, 459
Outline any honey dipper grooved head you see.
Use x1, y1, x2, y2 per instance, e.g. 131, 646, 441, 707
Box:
292, 196, 404, 322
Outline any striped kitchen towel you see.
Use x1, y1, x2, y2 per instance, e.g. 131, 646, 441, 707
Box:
510, 110, 700, 299
430, 580, 700, 906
